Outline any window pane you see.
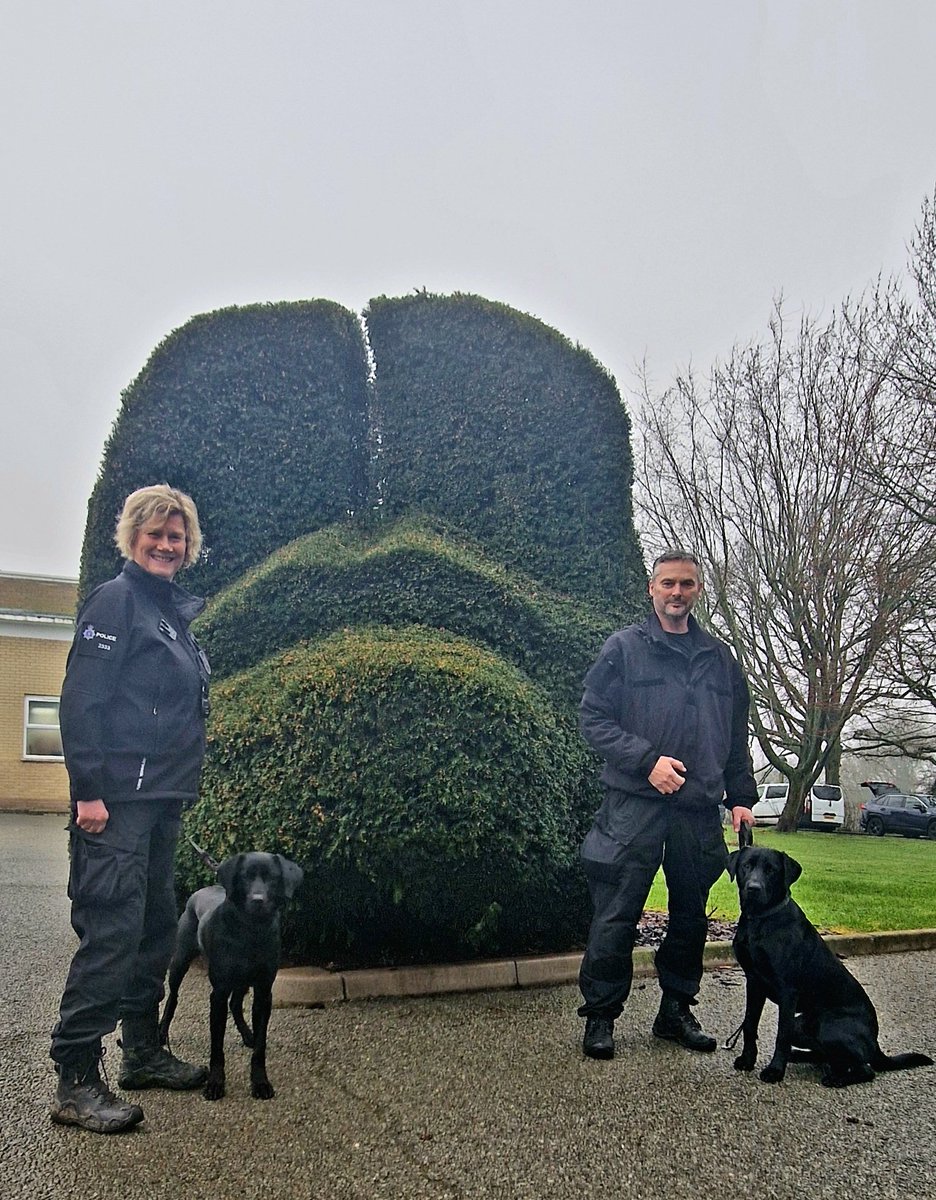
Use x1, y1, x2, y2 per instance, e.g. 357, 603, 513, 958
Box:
24, 697, 63, 758
26, 727, 64, 756
28, 700, 60, 726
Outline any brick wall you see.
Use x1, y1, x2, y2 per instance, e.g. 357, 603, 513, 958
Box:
0, 574, 77, 813
0, 635, 71, 811
0, 575, 76, 616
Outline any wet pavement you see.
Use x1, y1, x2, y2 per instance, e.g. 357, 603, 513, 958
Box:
2, 812, 934, 1200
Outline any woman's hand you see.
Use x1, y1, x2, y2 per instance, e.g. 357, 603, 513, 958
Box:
75, 799, 109, 833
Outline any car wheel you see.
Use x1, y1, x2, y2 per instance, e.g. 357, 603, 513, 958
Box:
927, 821, 936, 841
866, 816, 885, 836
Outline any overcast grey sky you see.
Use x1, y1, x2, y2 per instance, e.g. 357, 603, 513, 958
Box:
2, 0, 934, 579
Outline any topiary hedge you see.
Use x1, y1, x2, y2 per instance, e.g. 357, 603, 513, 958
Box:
76, 291, 649, 964
367, 291, 646, 612
177, 625, 595, 963
79, 301, 370, 600
194, 515, 632, 709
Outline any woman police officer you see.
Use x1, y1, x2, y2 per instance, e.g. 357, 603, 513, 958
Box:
50, 485, 212, 1133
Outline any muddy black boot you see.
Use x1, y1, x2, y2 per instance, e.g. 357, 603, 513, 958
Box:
118, 1011, 207, 1090
582, 1016, 616, 1060
652, 992, 716, 1052
51, 1053, 144, 1134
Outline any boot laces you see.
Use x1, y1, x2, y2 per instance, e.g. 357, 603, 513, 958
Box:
77, 1047, 120, 1104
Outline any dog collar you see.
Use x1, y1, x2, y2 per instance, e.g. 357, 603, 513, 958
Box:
746, 897, 792, 921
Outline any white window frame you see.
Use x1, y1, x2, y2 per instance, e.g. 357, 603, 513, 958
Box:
23, 695, 64, 761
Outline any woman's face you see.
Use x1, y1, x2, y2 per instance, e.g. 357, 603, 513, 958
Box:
131, 512, 187, 580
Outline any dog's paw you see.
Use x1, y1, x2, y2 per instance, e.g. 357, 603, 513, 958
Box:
733, 1054, 755, 1072
759, 1064, 785, 1084
251, 1077, 275, 1101
203, 1075, 226, 1101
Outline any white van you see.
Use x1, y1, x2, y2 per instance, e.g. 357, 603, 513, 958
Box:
752, 781, 845, 830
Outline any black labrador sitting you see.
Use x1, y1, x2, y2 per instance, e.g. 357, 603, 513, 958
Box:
158, 851, 304, 1100
727, 845, 932, 1087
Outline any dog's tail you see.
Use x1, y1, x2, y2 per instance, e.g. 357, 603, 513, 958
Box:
871, 1047, 934, 1073
189, 838, 221, 873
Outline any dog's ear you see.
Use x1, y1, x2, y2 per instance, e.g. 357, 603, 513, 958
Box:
726, 850, 739, 880
782, 853, 803, 889
277, 856, 304, 899
217, 853, 245, 895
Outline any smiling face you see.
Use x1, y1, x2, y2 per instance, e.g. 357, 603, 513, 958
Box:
648, 557, 702, 633
130, 512, 188, 580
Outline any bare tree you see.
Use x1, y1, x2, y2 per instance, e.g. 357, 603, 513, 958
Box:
635, 298, 936, 832
844, 190, 936, 748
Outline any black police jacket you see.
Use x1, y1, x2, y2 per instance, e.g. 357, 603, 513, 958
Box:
580, 612, 757, 812
60, 560, 210, 805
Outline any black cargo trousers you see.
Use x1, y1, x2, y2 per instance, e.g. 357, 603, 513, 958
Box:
50, 798, 183, 1068
577, 790, 728, 1020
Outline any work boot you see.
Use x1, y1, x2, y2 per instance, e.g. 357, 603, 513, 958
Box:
582, 1016, 615, 1060
51, 1057, 144, 1134
118, 1012, 207, 1091
652, 992, 717, 1052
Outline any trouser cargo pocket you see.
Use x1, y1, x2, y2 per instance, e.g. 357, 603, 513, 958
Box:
580, 822, 630, 883
67, 830, 138, 905
580, 790, 668, 884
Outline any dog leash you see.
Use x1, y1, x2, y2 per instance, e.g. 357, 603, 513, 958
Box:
189, 837, 221, 873
724, 819, 754, 1051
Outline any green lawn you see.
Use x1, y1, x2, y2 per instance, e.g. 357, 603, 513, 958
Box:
646, 828, 936, 933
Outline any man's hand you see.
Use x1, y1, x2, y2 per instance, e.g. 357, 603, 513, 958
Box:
75, 799, 109, 834
731, 806, 755, 834
648, 756, 686, 795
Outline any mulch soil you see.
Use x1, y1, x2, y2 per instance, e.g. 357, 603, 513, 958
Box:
634, 910, 738, 948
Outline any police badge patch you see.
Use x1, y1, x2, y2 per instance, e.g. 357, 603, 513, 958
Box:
76, 621, 119, 656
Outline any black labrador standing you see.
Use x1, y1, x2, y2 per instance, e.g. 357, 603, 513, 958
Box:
727, 844, 933, 1087
158, 851, 304, 1100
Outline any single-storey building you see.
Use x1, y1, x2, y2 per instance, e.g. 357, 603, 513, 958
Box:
0, 572, 77, 812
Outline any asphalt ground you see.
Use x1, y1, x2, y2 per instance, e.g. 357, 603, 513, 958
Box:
2, 811, 934, 1200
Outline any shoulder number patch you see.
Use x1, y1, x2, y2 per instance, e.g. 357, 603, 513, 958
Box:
77, 622, 119, 655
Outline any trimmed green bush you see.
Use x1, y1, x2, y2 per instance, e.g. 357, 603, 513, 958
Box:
178, 626, 594, 962
74, 292, 649, 964
366, 292, 646, 613
195, 515, 637, 709
79, 301, 370, 599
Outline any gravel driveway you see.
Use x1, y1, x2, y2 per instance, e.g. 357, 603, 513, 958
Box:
2, 812, 934, 1200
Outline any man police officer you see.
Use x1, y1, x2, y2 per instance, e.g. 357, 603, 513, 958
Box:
577, 550, 756, 1059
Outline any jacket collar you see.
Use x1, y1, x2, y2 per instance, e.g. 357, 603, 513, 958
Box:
122, 560, 206, 623
642, 610, 717, 655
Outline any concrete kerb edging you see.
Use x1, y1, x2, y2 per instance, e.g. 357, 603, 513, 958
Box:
272, 928, 936, 1009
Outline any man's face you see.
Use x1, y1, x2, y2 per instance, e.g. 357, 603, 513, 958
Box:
648, 559, 702, 632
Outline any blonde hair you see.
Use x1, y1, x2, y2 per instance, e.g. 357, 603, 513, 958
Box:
114, 485, 202, 569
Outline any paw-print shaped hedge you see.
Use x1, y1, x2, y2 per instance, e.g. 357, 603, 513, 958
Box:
81, 292, 646, 964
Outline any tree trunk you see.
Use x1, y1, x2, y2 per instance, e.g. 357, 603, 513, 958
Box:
777, 777, 807, 833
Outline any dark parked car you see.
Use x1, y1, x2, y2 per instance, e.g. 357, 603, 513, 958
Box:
859, 789, 936, 839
